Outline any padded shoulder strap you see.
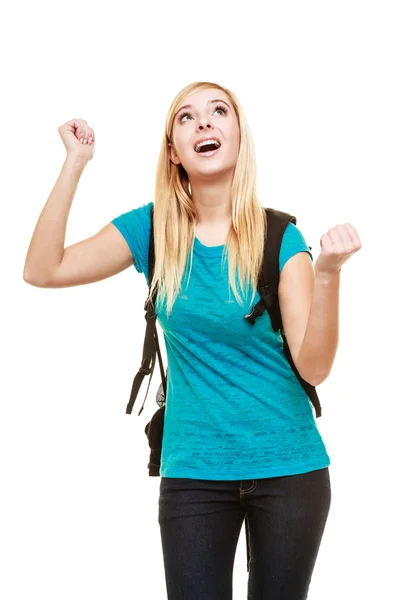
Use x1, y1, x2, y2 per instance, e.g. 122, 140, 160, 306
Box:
261, 208, 296, 332
148, 205, 156, 299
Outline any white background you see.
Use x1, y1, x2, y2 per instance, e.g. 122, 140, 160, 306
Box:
1, 1, 399, 598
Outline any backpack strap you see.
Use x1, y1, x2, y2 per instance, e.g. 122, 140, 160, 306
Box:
244, 208, 296, 329
244, 207, 321, 419
125, 205, 166, 415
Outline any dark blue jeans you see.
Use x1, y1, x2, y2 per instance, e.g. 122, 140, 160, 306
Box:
158, 467, 331, 599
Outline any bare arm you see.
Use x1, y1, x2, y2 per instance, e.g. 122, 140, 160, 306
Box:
23, 154, 134, 288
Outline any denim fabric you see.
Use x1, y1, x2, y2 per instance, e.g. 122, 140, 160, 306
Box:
158, 467, 331, 599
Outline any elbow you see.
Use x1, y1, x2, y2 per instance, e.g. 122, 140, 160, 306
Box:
23, 271, 34, 285
295, 354, 330, 387
23, 271, 48, 288
302, 369, 331, 387
23, 271, 33, 285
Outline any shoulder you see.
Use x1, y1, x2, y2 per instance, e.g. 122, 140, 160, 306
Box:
111, 201, 153, 227
110, 202, 153, 274
279, 221, 314, 273
110, 201, 153, 242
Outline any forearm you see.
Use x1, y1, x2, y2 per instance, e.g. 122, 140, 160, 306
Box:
23, 155, 88, 284
297, 270, 341, 386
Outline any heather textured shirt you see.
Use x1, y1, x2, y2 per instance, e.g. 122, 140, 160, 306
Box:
111, 201, 330, 480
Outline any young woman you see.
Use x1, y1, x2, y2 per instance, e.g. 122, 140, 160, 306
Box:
24, 81, 361, 599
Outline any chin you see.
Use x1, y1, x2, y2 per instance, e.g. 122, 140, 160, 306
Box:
189, 158, 236, 178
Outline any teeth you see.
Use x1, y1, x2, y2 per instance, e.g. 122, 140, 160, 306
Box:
195, 139, 221, 152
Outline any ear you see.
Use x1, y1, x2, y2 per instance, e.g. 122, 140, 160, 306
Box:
169, 142, 181, 165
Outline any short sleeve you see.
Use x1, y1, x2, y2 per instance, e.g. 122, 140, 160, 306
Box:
110, 201, 153, 274
279, 222, 314, 273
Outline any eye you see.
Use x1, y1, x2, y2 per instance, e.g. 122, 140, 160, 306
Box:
214, 104, 228, 116
178, 104, 228, 123
179, 111, 192, 123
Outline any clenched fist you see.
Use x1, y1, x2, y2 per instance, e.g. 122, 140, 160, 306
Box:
58, 118, 96, 162
314, 223, 362, 275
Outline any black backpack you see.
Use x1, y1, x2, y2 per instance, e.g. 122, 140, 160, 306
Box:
125, 205, 322, 572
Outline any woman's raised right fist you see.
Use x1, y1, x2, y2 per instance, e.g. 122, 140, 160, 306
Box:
58, 119, 96, 162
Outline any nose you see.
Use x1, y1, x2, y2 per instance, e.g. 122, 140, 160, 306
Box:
196, 116, 213, 131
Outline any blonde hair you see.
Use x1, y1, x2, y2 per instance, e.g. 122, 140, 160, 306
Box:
148, 81, 267, 318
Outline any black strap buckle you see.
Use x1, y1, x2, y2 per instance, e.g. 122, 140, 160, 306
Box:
139, 366, 152, 375
243, 304, 263, 325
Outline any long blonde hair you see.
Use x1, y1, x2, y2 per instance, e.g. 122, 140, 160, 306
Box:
148, 81, 267, 318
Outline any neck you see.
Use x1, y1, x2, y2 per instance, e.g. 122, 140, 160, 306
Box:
189, 173, 233, 226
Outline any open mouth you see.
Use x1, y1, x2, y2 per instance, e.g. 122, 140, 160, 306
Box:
194, 139, 221, 157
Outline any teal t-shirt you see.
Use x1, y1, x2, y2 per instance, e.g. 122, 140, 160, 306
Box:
111, 202, 330, 480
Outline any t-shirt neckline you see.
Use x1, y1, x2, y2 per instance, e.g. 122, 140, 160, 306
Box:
194, 236, 225, 257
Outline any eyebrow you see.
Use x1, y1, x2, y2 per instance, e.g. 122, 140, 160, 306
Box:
175, 99, 231, 119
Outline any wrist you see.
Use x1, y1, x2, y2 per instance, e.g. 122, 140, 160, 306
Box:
64, 153, 89, 171
314, 268, 341, 284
